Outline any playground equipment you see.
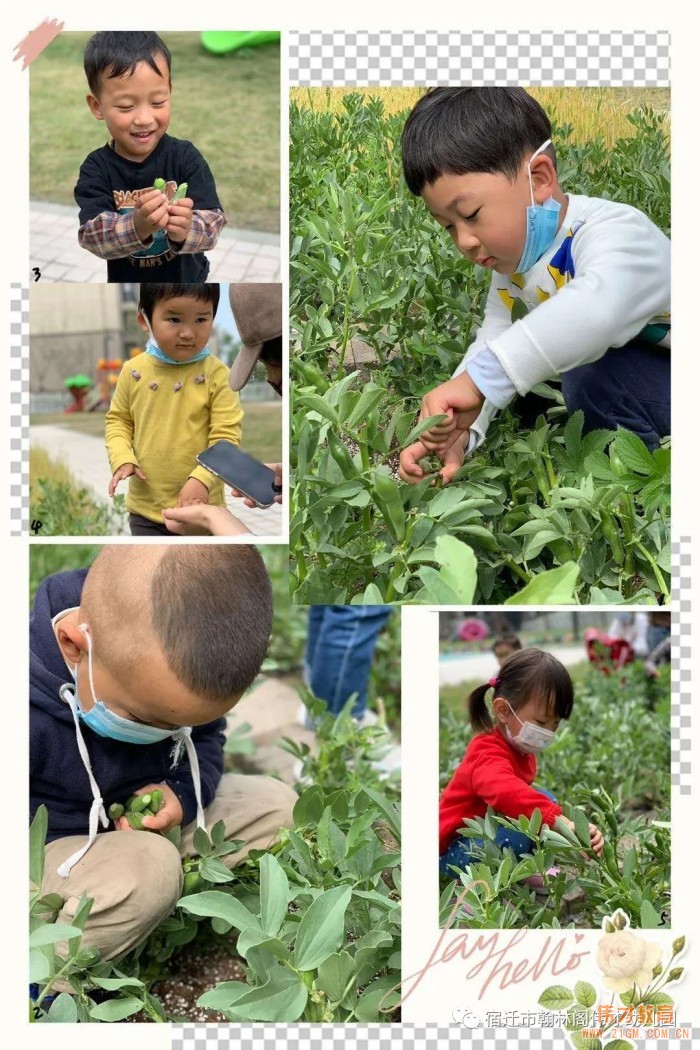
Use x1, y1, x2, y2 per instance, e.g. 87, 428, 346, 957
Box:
200, 31, 280, 55
63, 374, 92, 413
63, 360, 124, 412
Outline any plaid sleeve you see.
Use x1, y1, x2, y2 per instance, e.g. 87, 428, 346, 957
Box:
78, 210, 153, 259
171, 209, 226, 255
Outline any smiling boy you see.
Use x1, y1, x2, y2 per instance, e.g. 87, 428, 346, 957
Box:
106, 282, 243, 535
398, 88, 670, 483
74, 32, 225, 282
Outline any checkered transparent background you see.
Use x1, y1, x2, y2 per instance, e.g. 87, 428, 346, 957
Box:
171, 1023, 697, 1049
9, 282, 29, 535
288, 31, 670, 86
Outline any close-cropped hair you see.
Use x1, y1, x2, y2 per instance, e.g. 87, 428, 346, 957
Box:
82, 545, 273, 703
138, 284, 220, 323
468, 647, 573, 734
402, 87, 555, 196
84, 31, 172, 97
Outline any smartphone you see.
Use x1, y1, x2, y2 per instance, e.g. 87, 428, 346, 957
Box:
196, 441, 281, 509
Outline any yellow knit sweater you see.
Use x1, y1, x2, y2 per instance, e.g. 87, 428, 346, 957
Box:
105, 352, 243, 523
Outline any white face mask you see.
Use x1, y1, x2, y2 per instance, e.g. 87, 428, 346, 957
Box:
502, 699, 556, 754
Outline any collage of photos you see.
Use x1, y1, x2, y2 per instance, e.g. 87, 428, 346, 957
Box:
24, 25, 674, 1035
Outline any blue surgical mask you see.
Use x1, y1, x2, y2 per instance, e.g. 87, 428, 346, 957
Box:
142, 317, 211, 366
514, 139, 561, 275
70, 622, 188, 746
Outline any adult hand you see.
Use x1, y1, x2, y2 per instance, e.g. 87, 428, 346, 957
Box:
230, 463, 283, 507
163, 504, 251, 536
109, 462, 146, 497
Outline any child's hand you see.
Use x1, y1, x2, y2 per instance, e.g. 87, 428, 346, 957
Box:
419, 373, 485, 451
166, 197, 194, 244
177, 478, 210, 507
163, 504, 251, 537
399, 431, 471, 485
588, 823, 605, 857
109, 462, 146, 497
133, 188, 170, 243
558, 815, 605, 858
114, 783, 183, 834
231, 463, 283, 506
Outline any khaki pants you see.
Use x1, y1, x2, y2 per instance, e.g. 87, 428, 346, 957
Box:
41, 774, 297, 962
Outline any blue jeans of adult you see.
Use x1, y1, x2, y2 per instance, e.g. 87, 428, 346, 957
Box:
561, 339, 670, 450
305, 606, 393, 719
439, 788, 558, 879
647, 623, 671, 653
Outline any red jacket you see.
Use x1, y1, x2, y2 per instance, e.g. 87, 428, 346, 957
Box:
439, 727, 562, 854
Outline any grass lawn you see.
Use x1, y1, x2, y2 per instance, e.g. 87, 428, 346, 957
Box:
31, 400, 282, 462
31, 32, 280, 232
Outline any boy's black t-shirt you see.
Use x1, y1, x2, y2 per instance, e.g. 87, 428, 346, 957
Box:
74, 134, 222, 283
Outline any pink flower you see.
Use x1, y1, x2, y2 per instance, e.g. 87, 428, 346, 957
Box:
458, 618, 489, 642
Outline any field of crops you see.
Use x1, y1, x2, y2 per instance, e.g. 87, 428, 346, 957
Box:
439, 660, 670, 929
290, 91, 671, 605
29, 548, 401, 1023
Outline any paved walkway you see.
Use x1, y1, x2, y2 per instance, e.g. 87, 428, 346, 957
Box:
31, 424, 284, 537
439, 645, 587, 686
30, 201, 280, 284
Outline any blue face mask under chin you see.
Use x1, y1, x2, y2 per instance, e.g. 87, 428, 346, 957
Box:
514, 138, 561, 275
71, 623, 187, 745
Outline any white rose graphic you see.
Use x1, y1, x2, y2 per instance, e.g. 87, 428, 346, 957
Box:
596, 930, 663, 993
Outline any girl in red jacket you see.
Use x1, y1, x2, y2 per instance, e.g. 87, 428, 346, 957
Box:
439, 648, 604, 878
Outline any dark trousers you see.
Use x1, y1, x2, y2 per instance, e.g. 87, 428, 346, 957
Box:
128, 513, 173, 537
561, 340, 670, 450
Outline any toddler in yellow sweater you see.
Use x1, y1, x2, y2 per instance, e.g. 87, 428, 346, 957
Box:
106, 283, 243, 535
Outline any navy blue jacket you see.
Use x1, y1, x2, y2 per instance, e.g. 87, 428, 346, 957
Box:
30, 569, 226, 843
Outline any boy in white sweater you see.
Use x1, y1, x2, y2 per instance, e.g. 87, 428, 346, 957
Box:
398, 88, 670, 484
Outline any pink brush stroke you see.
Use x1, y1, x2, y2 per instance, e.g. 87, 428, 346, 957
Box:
13, 17, 64, 70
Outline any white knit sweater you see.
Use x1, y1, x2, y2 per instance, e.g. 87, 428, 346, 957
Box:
453, 193, 670, 449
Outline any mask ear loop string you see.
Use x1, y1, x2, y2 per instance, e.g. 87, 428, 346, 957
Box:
173, 728, 206, 831
56, 683, 110, 878
527, 138, 552, 207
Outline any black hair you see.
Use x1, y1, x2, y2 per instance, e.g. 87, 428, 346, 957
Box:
402, 87, 555, 196
84, 32, 172, 97
138, 284, 220, 324
259, 336, 282, 366
492, 634, 522, 654
151, 546, 273, 702
468, 647, 573, 734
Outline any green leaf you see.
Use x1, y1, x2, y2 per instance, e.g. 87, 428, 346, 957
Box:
47, 992, 78, 1023
317, 950, 355, 1002
90, 975, 145, 991
574, 980, 597, 1008
293, 885, 352, 970
506, 563, 579, 605
640, 900, 662, 928
605, 1042, 635, 1050
293, 785, 325, 826
538, 984, 575, 1009
259, 853, 289, 937
613, 428, 657, 475
30, 805, 49, 888
359, 785, 401, 840
570, 1036, 602, 1050
200, 857, 236, 884
192, 826, 213, 858
571, 807, 591, 848
177, 890, 261, 932
511, 296, 530, 322
200, 968, 308, 1022
402, 414, 449, 448
644, 992, 674, 1006
297, 393, 340, 428
29, 949, 51, 983
89, 996, 144, 1022
431, 535, 478, 602
353, 974, 401, 1021
29, 923, 83, 947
